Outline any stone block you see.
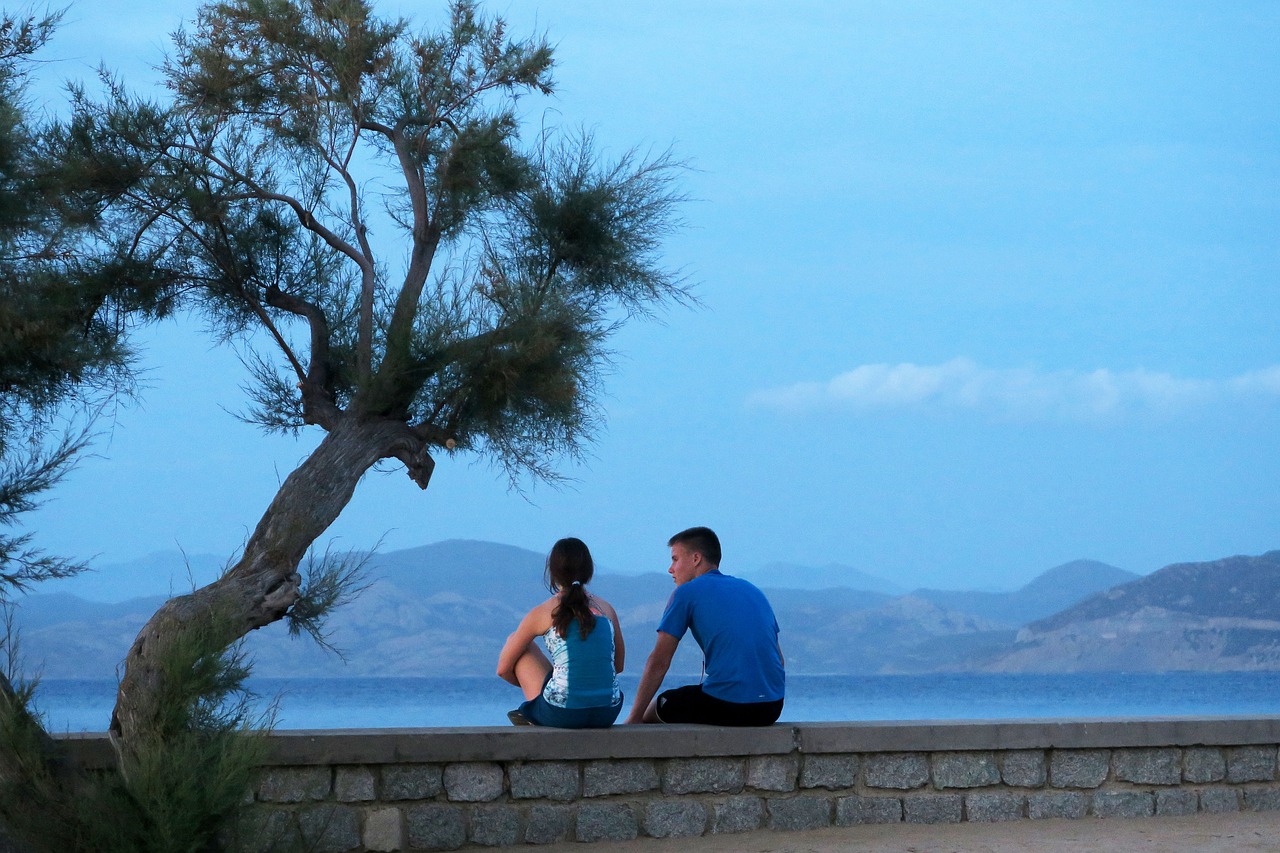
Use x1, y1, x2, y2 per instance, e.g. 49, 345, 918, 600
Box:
863, 753, 929, 790
662, 757, 745, 795
1001, 750, 1046, 788
1028, 791, 1087, 820
334, 766, 376, 802
381, 764, 443, 801
932, 752, 1000, 789
1227, 746, 1277, 783
1114, 748, 1181, 785
799, 754, 857, 790
362, 807, 406, 852
748, 753, 799, 792
576, 803, 639, 843
510, 762, 579, 801
1184, 747, 1226, 783
298, 805, 360, 853
1155, 789, 1198, 817
1092, 791, 1154, 819
643, 800, 707, 838
524, 805, 573, 845
443, 762, 504, 802
1199, 787, 1241, 814
713, 796, 764, 834
258, 766, 331, 803
1049, 750, 1109, 789
469, 805, 522, 847
583, 759, 658, 797
767, 795, 832, 831
406, 804, 466, 851
1244, 787, 1280, 812
965, 793, 1024, 822
229, 807, 299, 853
835, 796, 902, 825
903, 795, 962, 824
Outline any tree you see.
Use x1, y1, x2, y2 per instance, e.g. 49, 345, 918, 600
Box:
89, 0, 688, 748
0, 3, 171, 728
0, 9, 130, 597
0, 0, 190, 659
0, 14, 270, 851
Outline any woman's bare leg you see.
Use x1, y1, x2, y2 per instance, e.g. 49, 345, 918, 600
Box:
514, 643, 552, 701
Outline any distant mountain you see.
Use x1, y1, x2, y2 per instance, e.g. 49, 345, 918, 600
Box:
38, 551, 228, 602
13, 541, 1274, 679
911, 560, 1139, 626
10, 592, 169, 631
744, 562, 904, 596
7, 593, 168, 678
978, 551, 1280, 672
782, 594, 1007, 674
7, 540, 706, 679
366, 539, 547, 596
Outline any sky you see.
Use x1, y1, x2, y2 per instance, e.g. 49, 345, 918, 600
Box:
21, 0, 1280, 594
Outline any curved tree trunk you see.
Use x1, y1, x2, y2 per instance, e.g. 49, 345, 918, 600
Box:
109, 415, 426, 747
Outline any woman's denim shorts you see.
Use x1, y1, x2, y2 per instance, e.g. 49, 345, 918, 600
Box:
519, 677, 622, 728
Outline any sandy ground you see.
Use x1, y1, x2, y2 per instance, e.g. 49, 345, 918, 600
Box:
537, 811, 1280, 853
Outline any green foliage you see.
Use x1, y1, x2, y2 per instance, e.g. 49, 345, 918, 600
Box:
0, 10, 133, 597
0, 430, 90, 596
82, 0, 687, 487
0, 606, 273, 853
284, 544, 374, 654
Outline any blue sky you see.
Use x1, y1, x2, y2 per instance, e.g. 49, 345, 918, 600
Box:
25, 1, 1280, 593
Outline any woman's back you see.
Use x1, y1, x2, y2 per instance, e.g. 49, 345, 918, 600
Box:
543, 616, 620, 709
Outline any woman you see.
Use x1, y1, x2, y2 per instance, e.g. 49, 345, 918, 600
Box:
497, 537, 625, 727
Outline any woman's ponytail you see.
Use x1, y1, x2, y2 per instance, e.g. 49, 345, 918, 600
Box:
546, 539, 597, 639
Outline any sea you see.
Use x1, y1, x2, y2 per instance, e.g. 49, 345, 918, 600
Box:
29, 671, 1280, 733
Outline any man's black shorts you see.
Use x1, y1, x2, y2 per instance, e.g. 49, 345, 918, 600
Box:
655, 684, 783, 726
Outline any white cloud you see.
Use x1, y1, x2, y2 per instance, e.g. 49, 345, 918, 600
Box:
747, 358, 1279, 421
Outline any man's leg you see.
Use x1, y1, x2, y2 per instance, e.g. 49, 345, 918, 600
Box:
653, 684, 713, 723
655, 685, 783, 725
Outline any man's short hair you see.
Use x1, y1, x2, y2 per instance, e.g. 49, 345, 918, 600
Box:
668, 526, 721, 567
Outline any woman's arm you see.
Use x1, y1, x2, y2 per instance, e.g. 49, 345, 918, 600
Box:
592, 596, 626, 674
496, 599, 554, 684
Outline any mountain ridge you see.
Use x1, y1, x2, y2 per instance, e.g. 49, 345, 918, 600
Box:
909, 559, 1139, 626
11, 542, 1276, 678
976, 551, 1280, 672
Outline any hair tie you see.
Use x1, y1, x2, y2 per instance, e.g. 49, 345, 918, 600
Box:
570, 580, 582, 587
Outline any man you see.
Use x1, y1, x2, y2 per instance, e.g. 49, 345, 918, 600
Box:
625, 526, 785, 725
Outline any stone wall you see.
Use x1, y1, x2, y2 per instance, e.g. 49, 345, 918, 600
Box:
57, 717, 1280, 851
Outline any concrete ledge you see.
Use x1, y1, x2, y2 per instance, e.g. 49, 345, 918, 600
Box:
49, 718, 1280, 850
56, 716, 1280, 767
264, 723, 799, 764
797, 716, 1280, 754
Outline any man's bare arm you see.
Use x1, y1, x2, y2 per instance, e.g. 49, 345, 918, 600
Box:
625, 632, 680, 724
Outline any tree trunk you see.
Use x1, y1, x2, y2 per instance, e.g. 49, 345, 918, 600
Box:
109, 415, 423, 747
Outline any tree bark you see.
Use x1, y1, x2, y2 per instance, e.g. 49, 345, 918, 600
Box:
109, 414, 430, 747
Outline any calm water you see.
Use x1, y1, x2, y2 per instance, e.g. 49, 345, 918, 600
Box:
31, 672, 1280, 732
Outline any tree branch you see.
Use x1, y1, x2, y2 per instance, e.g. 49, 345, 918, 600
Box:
315, 126, 377, 383
164, 141, 372, 279
262, 285, 340, 427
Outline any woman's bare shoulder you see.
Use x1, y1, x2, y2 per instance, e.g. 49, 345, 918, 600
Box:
588, 593, 619, 618
522, 596, 558, 627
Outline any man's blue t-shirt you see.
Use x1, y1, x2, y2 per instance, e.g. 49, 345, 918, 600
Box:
657, 569, 785, 704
